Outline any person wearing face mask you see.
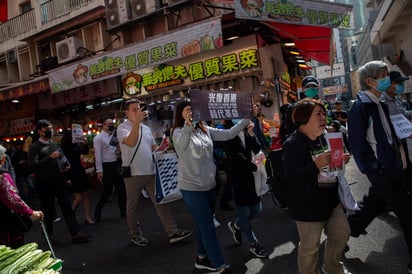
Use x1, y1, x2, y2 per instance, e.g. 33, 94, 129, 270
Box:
28, 119, 91, 244
302, 76, 320, 99
381, 71, 412, 192
93, 118, 126, 222
346, 61, 412, 272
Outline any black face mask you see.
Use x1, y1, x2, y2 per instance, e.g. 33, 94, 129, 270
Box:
107, 125, 115, 132
44, 130, 52, 138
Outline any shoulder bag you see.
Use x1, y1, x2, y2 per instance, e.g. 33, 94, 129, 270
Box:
121, 126, 142, 178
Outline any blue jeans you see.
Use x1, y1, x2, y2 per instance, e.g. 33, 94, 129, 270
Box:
234, 201, 262, 243
181, 188, 227, 270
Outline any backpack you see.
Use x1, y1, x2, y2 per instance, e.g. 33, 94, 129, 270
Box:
279, 103, 296, 144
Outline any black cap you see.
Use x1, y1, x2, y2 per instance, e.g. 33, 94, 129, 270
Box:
390, 71, 409, 83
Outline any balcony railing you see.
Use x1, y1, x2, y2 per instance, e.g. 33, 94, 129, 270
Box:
0, 10, 36, 43
40, 0, 93, 24
0, 0, 94, 43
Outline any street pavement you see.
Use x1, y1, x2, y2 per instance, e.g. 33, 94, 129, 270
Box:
24, 148, 412, 274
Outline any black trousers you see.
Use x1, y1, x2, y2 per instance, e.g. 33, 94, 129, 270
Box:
348, 172, 412, 259
95, 161, 126, 216
35, 177, 79, 236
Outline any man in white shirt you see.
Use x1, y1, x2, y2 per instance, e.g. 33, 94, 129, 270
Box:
117, 98, 192, 246
93, 118, 126, 222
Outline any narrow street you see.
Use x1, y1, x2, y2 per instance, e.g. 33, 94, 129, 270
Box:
24, 153, 412, 274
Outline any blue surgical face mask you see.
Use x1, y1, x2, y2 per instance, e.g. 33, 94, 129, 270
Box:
304, 87, 318, 98
232, 119, 241, 124
395, 83, 405, 94
375, 76, 391, 92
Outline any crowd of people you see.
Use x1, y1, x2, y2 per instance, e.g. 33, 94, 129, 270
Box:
1, 60, 412, 273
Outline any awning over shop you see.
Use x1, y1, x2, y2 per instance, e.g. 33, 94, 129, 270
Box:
264, 21, 333, 65
0, 75, 50, 101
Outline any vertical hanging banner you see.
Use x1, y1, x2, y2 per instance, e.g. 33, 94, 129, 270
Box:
234, 0, 354, 29
0, 0, 7, 22
189, 89, 252, 121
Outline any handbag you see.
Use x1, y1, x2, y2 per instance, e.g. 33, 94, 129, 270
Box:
337, 175, 360, 215
252, 151, 269, 196
121, 125, 142, 178
153, 152, 182, 204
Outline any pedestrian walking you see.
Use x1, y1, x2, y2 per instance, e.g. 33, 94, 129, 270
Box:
172, 101, 251, 273
93, 118, 126, 222
28, 119, 90, 244
283, 98, 351, 274
117, 99, 192, 247
347, 61, 412, 272
60, 130, 94, 225
224, 120, 269, 258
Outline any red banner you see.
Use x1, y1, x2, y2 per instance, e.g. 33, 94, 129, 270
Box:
0, 0, 7, 23
0, 79, 49, 101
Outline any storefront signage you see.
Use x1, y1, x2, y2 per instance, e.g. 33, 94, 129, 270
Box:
234, 0, 354, 29
0, 78, 49, 101
189, 89, 252, 121
10, 117, 35, 134
315, 63, 345, 79
145, 49, 259, 92
48, 17, 223, 93
322, 84, 347, 96
38, 79, 118, 110
121, 45, 259, 96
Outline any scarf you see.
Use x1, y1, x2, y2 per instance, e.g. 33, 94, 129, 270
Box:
364, 90, 393, 145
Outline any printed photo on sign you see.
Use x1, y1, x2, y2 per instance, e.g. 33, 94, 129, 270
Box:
189, 89, 252, 121
325, 132, 345, 176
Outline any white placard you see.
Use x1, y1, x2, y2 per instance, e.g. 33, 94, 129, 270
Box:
72, 124, 84, 143
390, 114, 412, 139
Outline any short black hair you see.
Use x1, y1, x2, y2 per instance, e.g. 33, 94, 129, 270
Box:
35, 119, 52, 131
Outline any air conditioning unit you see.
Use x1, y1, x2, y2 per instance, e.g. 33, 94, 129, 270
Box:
56, 37, 83, 64
130, 0, 157, 19
105, 0, 129, 29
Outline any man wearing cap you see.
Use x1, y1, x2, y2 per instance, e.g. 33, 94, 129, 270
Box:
301, 76, 320, 99
382, 71, 412, 192
382, 71, 412, 119
346, 61, 412, 272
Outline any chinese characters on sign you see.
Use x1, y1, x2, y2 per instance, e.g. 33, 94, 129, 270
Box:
234, 0, 354, 29
48, 17, 223, 93
140, 49, 259, 92
315, 63, 345, 79
390, 114, 412, 139
189, 89, 252, 121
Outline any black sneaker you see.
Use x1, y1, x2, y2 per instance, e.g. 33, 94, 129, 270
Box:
250, 241, 268, 258
194, 256, 217, 271
169, 229, 193, 244
227, 222, 242, 245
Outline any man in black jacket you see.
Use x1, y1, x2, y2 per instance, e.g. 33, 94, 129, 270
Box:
28, 119, 90, 244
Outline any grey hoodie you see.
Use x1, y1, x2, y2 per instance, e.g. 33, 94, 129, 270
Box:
173, 119, 250, 191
